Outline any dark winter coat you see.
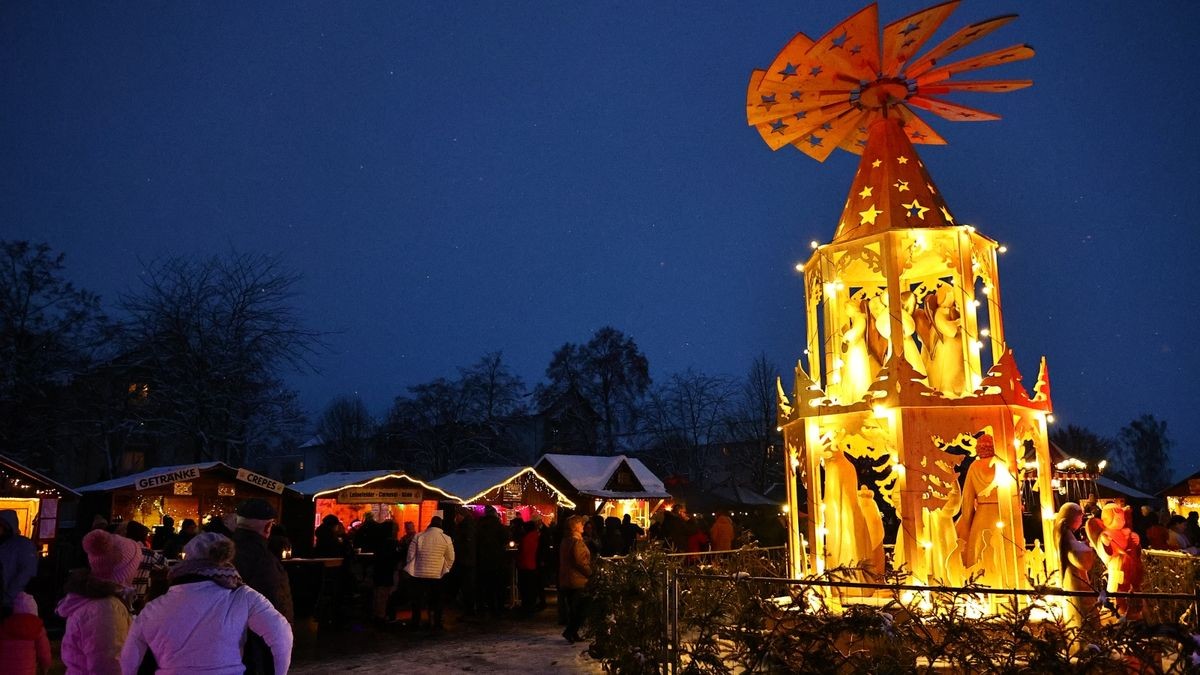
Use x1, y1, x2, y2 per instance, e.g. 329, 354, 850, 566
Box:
231, 528, 294, 623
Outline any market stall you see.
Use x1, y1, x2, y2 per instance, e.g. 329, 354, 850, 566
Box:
0, 453, 78, 549
533, 454, 670, 529
430, 466, 575, 526
287, 470, 460, 547
1159, 469, 1200, 518
76, 462, 295, 532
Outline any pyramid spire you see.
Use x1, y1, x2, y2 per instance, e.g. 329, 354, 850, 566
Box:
833, 117, 956, 243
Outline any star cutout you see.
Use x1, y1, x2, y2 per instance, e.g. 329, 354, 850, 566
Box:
894, 180, 909, 192
900, 21, 921, 36
807, 135, 823, 147
770, 120, 788, 134
858, 186, 873, 198
809, 65, 823, 77
849, 44, 862, 55
855, 138, 867, 147
940, 206, 954, 223
902, 199, 929, 220
794, 110, 807, 119
759, 94, 777, 110
897, 156, 909, 165
790, 90, 803, 100
859, 205, 882, 225
821, 122, 833, 131
910, 130, 926, 141
778, 63, 798, 79
831, 31, 849, 49
871, 159, 882, 168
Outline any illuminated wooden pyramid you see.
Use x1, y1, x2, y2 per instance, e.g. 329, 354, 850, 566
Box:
748, 1, 1057, 593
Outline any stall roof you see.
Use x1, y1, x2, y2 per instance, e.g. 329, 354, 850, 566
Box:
288, 470, 460, 502
0, 454, 80, 498
1095, 476, 1156, 501
536, 454, 671, 499
429, 466, 575, 507
77, 462, 225, 493
1157, 468, 1200, 498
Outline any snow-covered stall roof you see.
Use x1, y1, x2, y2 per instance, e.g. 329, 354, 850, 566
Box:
1, 453, 80, 497
537, 454, 670, 499
1095, 476, 1156, 501
77, 462, 227, 493
288, 470, 460, 502
429, 466, 575, 507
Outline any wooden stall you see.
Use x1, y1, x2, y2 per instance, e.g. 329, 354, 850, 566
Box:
0, 453, 78, 550
76, 462, 295, 532
288, 471, 460, 549
533, 454, 670, 529
430, 466, 575, 527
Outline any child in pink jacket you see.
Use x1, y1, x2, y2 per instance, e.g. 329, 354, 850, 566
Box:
0, 592, 51, 675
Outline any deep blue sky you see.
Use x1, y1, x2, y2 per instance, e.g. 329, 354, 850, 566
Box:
3, 2, 1197, 475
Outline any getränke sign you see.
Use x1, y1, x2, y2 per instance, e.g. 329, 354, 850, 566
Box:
136, 467, 201, 491
337, 487, 422, 504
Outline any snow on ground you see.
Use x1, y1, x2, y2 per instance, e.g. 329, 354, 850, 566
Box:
290, 612, 606, 674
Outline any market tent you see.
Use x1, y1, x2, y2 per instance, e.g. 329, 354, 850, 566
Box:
0, 453, 79, 540
534, 454, 670, 528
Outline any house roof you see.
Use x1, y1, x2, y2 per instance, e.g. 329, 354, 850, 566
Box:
536, 453, 670, 499
429, 466, 575, 507
0, 454, 80, 498
287, 470, 460, 502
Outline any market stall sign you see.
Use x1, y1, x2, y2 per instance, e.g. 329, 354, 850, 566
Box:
136, 467, 201, 490
337, 487, 422, 504
236, 469, 285, 494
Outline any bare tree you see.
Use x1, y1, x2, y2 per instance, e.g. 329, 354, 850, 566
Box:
725, 353, 783, 492
1116, 414, 1173, 493
1049, 424, 1114, 467
0, 241, 111, 468
317, 395, 377, 471
640, 369, 738, 487
538, 327, 650, 455
119, 252, 319, 465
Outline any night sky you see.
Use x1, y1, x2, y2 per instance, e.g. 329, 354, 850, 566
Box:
3, 3, 1197, 474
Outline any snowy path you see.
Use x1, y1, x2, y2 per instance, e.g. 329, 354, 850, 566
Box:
290, 613, 606, 674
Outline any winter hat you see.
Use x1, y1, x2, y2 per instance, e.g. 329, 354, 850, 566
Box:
236, 498, 278, 520
172, 533, 243, 589
183, 532, 236, 564
82, 529, 141, 586
12, 592, 38, 616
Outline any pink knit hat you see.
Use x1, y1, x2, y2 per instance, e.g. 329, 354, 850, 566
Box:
83, 529, 141, 586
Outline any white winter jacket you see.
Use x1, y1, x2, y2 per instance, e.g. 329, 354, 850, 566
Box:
118, 580, 292, 675
404, 526, 455, 579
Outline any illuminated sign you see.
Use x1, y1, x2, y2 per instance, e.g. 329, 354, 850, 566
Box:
337, 487, 422, 504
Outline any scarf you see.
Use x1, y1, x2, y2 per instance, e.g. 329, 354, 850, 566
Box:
168, 559, 244, 589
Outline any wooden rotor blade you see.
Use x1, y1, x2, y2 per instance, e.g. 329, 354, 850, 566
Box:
756, 101, 852, 151
893, 104, 948, 145
764, 31, 815, 83
915, 44, 1035, 86
791, 109, 869, 162
919, 79, 1032, 95
747, 73, 854, 126
881, 1, 960, 77
905, 14, 1017, 78
908, 95, 1000, 122
805, 4, 880, 82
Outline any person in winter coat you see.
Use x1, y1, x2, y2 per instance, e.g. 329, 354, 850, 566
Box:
370, 520, 400, 621
119, 533, 293, 675
404, 515, 455, 630
56, 529, 141, 675
0, 509, 38, 612
709, 512, 735, 551
474, 506, 509, 616
558, 515, 592, 644
0, 592, 51, 675
231, 499, 293, 675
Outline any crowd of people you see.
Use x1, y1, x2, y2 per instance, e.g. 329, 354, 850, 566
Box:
0, 500, 777, 674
